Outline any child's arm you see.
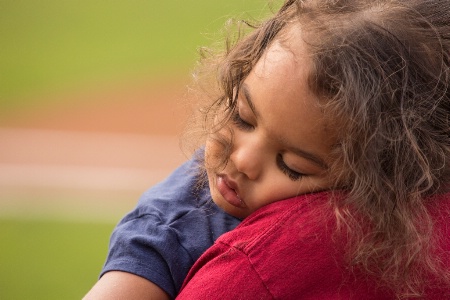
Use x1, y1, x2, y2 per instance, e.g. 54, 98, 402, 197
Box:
83, 271, 170, 300
85, 153, 241, 298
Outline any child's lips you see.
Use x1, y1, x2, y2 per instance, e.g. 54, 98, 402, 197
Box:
216, 175, 246, 208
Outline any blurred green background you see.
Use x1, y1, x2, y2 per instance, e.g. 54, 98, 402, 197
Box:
0, 1, 273, 299
0, 0, 272, 112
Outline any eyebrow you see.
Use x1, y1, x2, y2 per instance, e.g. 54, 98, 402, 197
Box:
240, 83, 329, 170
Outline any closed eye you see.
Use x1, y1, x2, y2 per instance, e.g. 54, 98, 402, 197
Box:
231, 110, 254, 131
276, 154, 304, 181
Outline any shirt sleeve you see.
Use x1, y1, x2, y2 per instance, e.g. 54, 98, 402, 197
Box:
102, 213, 191, 297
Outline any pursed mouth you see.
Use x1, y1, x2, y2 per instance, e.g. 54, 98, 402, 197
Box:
216, 175, 245, 208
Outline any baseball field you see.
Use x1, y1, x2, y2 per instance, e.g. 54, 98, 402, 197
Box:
0, 1, 273, 298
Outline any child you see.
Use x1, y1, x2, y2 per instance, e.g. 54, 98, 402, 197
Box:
177, 0, 450, 298
85, 0, 449, 299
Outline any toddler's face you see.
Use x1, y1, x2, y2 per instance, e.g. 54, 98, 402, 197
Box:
205, 32, 336, 219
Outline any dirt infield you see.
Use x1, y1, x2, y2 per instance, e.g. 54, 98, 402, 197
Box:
0, 77, 193, 221
1, 77, 190, 134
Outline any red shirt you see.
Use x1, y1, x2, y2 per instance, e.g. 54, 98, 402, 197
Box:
177, 191, 450, 299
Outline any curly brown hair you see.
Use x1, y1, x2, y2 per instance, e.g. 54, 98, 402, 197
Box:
185, 0, 450, 297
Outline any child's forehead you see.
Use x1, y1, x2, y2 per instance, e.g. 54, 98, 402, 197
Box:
254, 27, 311, 80
276, 23, 309, 55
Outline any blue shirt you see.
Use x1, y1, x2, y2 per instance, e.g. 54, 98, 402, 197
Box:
100, 154, 240, 298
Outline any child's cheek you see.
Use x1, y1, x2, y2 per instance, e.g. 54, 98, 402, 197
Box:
204, 137, 219, 170
204, 128, 230, 172
204, 105, 234, 171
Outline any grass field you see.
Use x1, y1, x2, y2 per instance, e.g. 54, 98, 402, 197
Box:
0, 218, 115, 299
0, 0, 273, 111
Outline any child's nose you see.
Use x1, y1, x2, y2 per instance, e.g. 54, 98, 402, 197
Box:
230, 139, 262, 180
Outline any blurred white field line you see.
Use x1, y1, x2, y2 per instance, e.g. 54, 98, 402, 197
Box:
0, 127, 186, 220
0, 163, 173, 191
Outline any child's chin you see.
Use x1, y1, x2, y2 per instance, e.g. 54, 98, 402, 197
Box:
212, 196, 248, 220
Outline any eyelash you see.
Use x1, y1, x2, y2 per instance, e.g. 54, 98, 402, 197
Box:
276, 154, 304, 181
231, 110, 254, 131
